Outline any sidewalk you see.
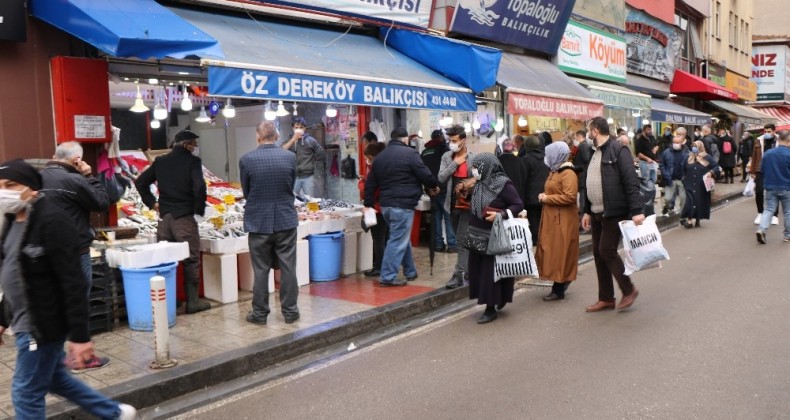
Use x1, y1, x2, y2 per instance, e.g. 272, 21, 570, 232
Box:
0, 181, 747, 419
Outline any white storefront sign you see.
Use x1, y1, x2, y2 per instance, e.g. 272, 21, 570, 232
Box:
73, 115, 106, 139
250, 0, 432, 28
751, 44, 789, 102
558, 20, 627, 83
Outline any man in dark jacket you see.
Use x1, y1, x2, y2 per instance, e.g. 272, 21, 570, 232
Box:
573, 130, 593, 230
281, 117, 325, 197
0, 160, 136, 419
521, 135, 549, 245
659, 132, 689, 216
700, 124, 721, 163
40, 141, 110, 372
421, 129, 454, 252
365, 127, 438, 286
717, 128, 737, 183
582, 117, 645, 313
497, 138, 527, 205
635, 124, 658, 184
738, 132, 754, 182
135, 129, 211, 314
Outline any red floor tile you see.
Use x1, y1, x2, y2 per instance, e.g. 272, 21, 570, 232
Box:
307, 277, 434, 307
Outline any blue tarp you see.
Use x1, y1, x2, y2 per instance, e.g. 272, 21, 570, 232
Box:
29, 0, 223, 59
381, 28, 501, 94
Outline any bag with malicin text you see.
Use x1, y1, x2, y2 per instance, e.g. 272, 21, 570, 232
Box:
494, 210, 538, 281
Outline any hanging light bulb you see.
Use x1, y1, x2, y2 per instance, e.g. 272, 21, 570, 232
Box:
517, 115, 528, 127
440, 113, 451, 127
130, 85, 150, 113
222, 98, 236, 118
276, 101, 289, 117
606, 117, 614, 124
264, 101, 277, 121
150, 119, 161, 129
496, 117, 504, 132
292, 103, 299, 116
621, 125, 628, 132
472, 118, 481, 130
180, 85, 192, 111
418, 130, 423, 138
195, 106, 210, 123
153, 87, 167, 120
325, 104, 338, 118
642, 118, 650, 125
628, 131, 635, 138
463, 121, 472, 132
632, 110, 641, 117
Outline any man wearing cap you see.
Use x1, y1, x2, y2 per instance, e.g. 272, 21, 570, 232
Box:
421, 129, 454, 252
281, 117, 325, 198
135, 129, 211, 314
0, 159, 136, 419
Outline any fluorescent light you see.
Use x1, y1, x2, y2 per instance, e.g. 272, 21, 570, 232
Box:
195, 106, 210, 123
130, 85, 150, 113
276, 101, 289, 117
222, 99, 236, 118
325, 104, 338, 118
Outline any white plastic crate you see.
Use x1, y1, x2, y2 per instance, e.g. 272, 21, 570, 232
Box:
202, 253, 238, 304
106, 241, 189, 269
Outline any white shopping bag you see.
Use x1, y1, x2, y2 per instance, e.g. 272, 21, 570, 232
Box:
618, 249, 662, 276
743, 177, 756, 197
494, 210, 539, 281
618, 214, 670, 275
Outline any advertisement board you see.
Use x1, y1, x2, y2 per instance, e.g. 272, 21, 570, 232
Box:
507, 92, 604, 119
725, 71, 757, 101
625, 0, 674, 25
249, 0, 432, 28
708, 63, 726, 87
751, 45, 788, 102
571, 0, 625, 31
624, 8, 684, 83
557, 20, 627, 83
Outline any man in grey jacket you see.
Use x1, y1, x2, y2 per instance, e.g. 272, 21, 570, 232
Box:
438, 125, 476, 289
281, 117, 325, 197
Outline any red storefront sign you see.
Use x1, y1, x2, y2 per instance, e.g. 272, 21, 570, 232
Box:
507, 92, 604, 119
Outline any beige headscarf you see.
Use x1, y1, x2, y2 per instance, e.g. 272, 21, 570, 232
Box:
687, 140, 710, 166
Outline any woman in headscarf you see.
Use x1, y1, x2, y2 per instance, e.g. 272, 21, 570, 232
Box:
521, 135, 549, 246
465, 153, 524, 324
536, 142, 579, 301
681, 140, 719, 228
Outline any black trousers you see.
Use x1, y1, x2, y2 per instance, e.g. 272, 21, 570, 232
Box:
371, 213, 388, 270
525, 204, 542, 246
722, 167, 735, 183
741, 160, 749, 181
590, 213, 634, 302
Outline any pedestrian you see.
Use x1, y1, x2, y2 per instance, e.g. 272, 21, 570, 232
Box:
717, 128, 737, 184
582, 117, 645, 312
40, 141, 112, 373
693, 126, 702, 141
364, 127, 439, 287
659, 132, 689, 216
573, 130, 593, 232
681, 140, 718, 228
700, 124, 721, 163
465, 153, 524, 324
750, 124, 780, 225
281, 117, 325, 198
421, 129, 454, 253
497, 138, 527, 205
538, 131, 553, 148
361, 142, 388, 277
135, 129, 211, 314
755, 130, 790, 244
240, 121, 301, 325
521, 135, 549, 246
660, 126, 674, 152
738, 132, 754, 182
635, 124, 659, 184
360, 131, 379, 148
536, 142, 579, 301
438, 124, 476, 289
513, 134, 526, 157
0, 159, 136, 420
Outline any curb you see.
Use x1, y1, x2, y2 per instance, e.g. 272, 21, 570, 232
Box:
46, 189, 746, 419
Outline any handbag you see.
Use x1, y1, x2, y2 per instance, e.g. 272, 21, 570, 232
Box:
487, 213, 512, 255
462, 225, 491, 254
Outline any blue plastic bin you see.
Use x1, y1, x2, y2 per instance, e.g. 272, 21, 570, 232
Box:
308, 232, 344, 282
120, 262, 177, 331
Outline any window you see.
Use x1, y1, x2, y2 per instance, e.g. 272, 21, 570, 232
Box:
733, 15, 739, 49
744, 22, 750, 54
729, 12, 735, 46
715, 1, 721, 37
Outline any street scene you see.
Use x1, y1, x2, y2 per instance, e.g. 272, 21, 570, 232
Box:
1, 0, 789, 419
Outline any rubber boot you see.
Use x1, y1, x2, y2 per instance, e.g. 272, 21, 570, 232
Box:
185, 282, 211, 314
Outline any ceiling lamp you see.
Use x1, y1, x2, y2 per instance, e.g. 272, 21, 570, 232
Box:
440, 113, 451, 127
472, 119, 481, 130
153, 87, 167, 120
632, 110, 641, 117
276, 101, 289, 117
264, 102, 277, 121
517, 115, 528, 127
180, 85, 192, 111
621, 125, 628, 132
150, 119, 161, 129
628, 131, 635, 138
606, 117, 614, 124
418, 130, 423, 138
195, 106, 210, 123
222, 98, 236, 119
463, 121, 472, 132
495, 117, 504, 132
292, 103, 299, 116
129, 85, 150, 113
642, 118, 650, 125
325, 104, 338, 118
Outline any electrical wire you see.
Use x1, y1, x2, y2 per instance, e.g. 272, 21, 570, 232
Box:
242, 6, 354, 48
382, 19, 396, 59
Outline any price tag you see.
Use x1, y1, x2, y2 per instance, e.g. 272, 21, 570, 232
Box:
224, 194, 236, 205
209, 217, 224, 229
213, 203, 226, 213
306, 202, 319, 212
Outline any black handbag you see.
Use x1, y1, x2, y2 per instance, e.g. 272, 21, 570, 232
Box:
462, 225, 491, 254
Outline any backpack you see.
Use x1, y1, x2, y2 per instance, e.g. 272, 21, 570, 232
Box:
722, 140, 732, 154
341, 155, 357, 179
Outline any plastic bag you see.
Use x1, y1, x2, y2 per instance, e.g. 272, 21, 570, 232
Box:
743, 177, 756, 197
487, 213, 512, 255
494, 210, 538, 281
618, 215, 670, 275
619, 249, 662, 276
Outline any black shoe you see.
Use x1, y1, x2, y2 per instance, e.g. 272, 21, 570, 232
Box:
186, 300, 211, 314
445, 277, 463, 289
740, 179, 747, 183
496, 302, 507, 311
477, 309, 498, 324
694, 220, 701, 228
406, 274, 418, 281
380, 280, 407, 287
445, 247, 458, 254
543, 293, 565, 301
681, 219, 692, 229
246, 312, 267, 325
435, 244, 447, 253
363, 268, 380, 277
757, 231, 767, 244
283, 313, 300, 324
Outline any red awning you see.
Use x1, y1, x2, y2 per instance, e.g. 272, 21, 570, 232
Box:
670, 70, 739, 101
755, 106, 790, 130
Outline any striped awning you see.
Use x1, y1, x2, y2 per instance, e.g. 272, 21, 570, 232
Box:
755, 106, 790, 130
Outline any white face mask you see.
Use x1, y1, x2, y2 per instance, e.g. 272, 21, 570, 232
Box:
572, 139, 580, 147
472, 168, 482, 180
449, 142, 462, 153
294, 128, 305, 135
191, 146, 200, 157
0, 188, 29, 214
672, 143, 682, 151
365, 158, 372, 166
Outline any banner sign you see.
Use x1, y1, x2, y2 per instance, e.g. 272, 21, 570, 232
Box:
571, 0, 625, 31
725, 71, 757, 101
708, 62, 726, 86
248, 0, 432, 28
624, 8, 683, 83
507, 92, 604, 119
650, 110, 711, 126
558, 20, 627, 83
751, 45, 789, 102
587, 87, 651, 110
207, 66, 476, 111
450, 0, 576, 55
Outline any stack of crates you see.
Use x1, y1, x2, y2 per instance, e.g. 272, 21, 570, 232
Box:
89, 256, 114, 334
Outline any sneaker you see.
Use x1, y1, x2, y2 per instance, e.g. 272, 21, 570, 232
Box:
71, 355, 110, 373
380, 280, 407, 287
756, 231, 767, 245
784, 237, 790, 243
772, 216, 779, 225
754, 214, 761, 225
445, 247, 458, 254
118, 403, 138, 420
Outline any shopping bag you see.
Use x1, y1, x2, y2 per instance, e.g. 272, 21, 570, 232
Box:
494, 210, 539, 281
618, 215, 670, 275
619, 249, 662, 276
486, 213, 512, 255
743, 177, 756, 197
703, 173, 715, 192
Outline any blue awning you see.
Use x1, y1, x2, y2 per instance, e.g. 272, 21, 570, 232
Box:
170, 7, 475, 111
651, 99, 712, 126
29, 0, 223, 59
381, 28, 501, 94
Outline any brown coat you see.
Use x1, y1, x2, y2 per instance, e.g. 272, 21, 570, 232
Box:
536, 164, 580, 282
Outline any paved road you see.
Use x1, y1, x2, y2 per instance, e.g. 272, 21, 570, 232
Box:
176, 198, 790, 420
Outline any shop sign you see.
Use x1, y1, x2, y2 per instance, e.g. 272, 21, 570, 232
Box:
751, 45, 789, 102
587, 87, 650, 110
557, 21, 627, 83
73, 115, 106, 139
0, 0, 26, 42
725, 71, 757, 101
246, 0, 431, 28
507, 92, 604, 119
207, 66, 476, 111
571, 0, 625, 31
450, 0, 576, 55
707, 63, 726, 86
650, 110, 711, 126
624, 8, 684, 83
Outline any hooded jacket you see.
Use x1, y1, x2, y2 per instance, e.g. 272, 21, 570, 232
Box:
521, 146, 549, 206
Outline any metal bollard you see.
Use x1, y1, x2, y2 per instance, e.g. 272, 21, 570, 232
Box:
149, 275, 178, 369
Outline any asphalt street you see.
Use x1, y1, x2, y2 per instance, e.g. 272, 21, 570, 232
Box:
175, 198, 790, 420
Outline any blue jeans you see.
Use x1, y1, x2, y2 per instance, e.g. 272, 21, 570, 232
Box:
639, 160, 658, 184
432, 194, 455, 248
293, 175, 315, 197
759, 190, 790, 238
12, 333, 120, 419
80, 252, 92, 299
380, 207, 417, 283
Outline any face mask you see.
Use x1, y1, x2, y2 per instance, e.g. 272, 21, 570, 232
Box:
765, 133, 774, 140
665, 131, 671, 136
0, 188, 28, 214
449, 142, 462, 153
672, 143, 682, 151
691, 146, 699, 154
572, 140, 580, 147
191, 146, 200, 157
294, 128, 305, 135
472, 168, 482, 180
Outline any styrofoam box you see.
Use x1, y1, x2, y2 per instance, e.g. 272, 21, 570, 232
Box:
296, 239, 310, 286
415, 195, 431, 211
344, 212, 363, 231
342, 232, 358, 276
200, 236, 249, 254
106, 241, 189, 269
297, 221, 310, 239
202, 253, 238, 304
307, 219, 326, 236
237, 252, 278, 292
357, 231, 373, 272
324, 218, 344, 233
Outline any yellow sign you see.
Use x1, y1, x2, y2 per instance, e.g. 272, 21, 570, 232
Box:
306, 202, 320, 212
725, 71, 757, 101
